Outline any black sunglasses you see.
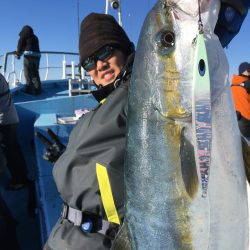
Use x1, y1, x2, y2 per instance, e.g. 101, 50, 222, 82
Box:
81, 46, 114, 71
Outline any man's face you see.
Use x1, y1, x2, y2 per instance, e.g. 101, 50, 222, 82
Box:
88, 49, 126, 86
242, 70, 250, 77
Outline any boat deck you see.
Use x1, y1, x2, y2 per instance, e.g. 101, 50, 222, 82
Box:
12, 80, 70, 103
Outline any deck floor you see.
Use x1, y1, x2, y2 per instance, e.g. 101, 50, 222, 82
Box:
12, 80, 69, 104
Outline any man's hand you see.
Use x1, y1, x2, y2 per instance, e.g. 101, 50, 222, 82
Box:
243, 80, 250, 94
35, 128, 66, 164
13, 51, 21, 60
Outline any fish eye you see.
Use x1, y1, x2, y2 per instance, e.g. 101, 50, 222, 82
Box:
155, 30, 175, 56
161, 31, 175, 48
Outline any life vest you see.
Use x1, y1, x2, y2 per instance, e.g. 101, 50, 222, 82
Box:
231, 74, 250, 120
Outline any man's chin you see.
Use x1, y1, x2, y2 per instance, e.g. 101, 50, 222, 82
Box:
101, 78, 116, 86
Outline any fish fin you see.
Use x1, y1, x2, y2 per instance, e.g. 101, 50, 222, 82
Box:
241, 136, 250, 185
111, 220, 131, 250
180, 128, 199, 198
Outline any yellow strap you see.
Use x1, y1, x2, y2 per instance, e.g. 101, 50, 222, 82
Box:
100, 98, 106, 104
96, 163, 120, 225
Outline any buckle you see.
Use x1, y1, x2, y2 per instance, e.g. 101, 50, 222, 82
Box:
61, 205, 119, 238
61, 204, 68, 219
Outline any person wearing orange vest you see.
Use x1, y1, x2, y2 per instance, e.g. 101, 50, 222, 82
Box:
231, 62, 250, 139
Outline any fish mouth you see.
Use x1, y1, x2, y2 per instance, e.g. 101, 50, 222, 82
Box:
164, 0, 199, 20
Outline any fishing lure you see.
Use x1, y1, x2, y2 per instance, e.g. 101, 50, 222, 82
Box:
192, 2, 212, 198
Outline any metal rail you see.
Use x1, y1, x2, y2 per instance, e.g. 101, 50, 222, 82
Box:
0, 51, 83, 86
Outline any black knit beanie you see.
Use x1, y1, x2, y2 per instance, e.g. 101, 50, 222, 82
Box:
79, 13, 134, 65
239, 62, 250, 75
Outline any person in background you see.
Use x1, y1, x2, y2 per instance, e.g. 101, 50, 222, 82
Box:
0, 73, 28, 190
43, 12, 135, 250
16, 25, 42, 95
231, 62, 250, 140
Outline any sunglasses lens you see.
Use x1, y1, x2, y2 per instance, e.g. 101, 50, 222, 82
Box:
82, 58, 96, 71
97, 46, 113, 61
81, 46, 113, 71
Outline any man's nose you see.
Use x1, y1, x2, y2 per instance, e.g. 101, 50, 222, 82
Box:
96, 60, 108, 71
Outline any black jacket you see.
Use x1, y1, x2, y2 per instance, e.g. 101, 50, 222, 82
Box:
46, 54, 134, 250
16, 25, 40, 56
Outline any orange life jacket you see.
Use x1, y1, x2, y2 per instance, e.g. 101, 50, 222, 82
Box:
231, 74, 250, 120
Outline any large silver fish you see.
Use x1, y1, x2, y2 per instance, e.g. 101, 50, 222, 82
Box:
113, 0, 248, 249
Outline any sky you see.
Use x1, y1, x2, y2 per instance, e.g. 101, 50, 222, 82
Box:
0, 0, 249, 80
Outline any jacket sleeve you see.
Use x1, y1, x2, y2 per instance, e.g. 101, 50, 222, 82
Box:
214, 0, 250, 48
16, 36, 26, 56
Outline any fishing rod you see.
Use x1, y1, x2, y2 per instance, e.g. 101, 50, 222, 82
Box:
77, 0, 80, 39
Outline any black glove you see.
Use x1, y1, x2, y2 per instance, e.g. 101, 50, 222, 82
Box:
35, 128, 66, 164
13, 51, 21, 60
243, 80, 250, 94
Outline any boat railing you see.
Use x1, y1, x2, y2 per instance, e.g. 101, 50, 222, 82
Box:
0, 51, 90, 87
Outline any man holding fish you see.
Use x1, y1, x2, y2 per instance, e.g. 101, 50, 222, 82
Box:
42, 0, 250, 249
